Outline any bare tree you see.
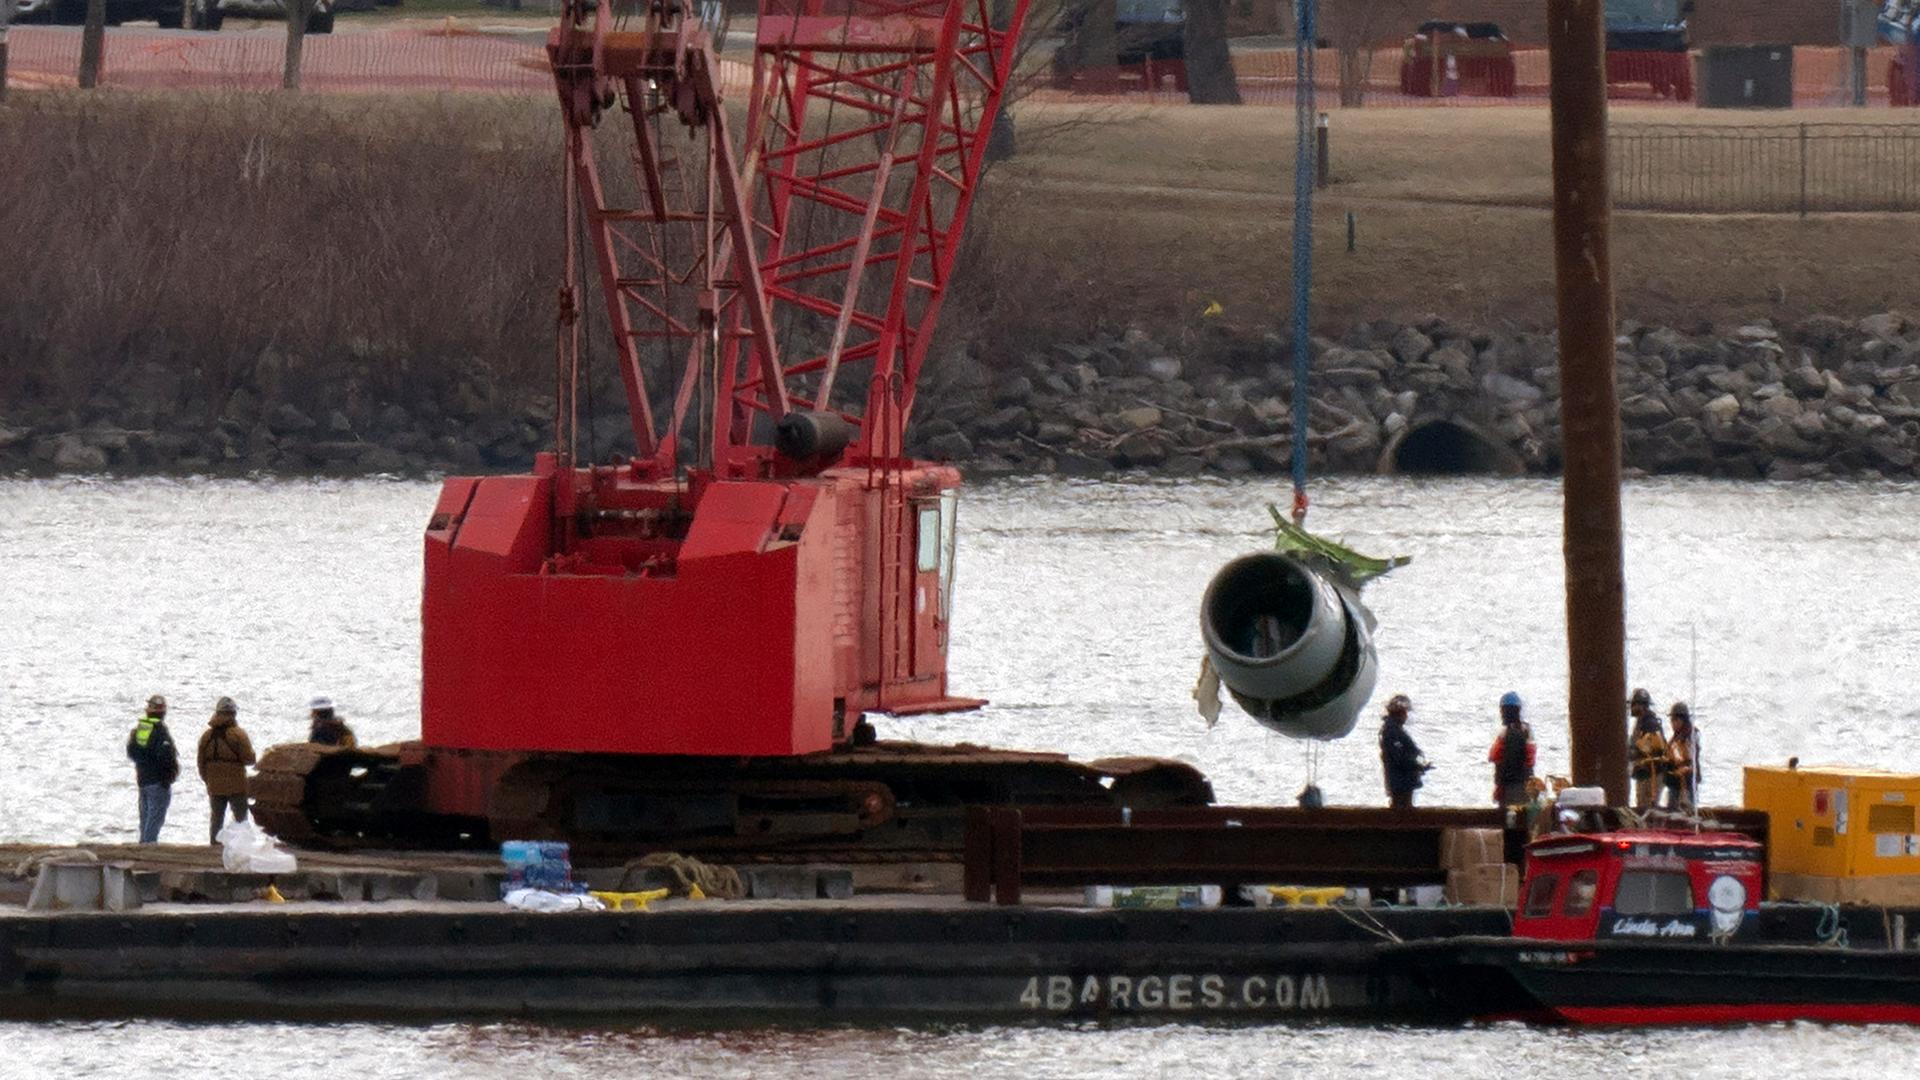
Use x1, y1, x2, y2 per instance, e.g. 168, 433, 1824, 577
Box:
0, 0, 14, 105
78, 0, 104, 89
283, 0, 313, 90
1323, 0, 1419, 107
1183, 0, 1240, 104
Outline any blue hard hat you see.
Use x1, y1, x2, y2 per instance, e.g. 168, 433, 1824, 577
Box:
1499, 691, 1523, 709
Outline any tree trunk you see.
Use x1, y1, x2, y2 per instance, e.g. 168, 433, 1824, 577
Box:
1073, 0, 1117, 92
78, 0, 104, 89
985, 108, 1016, 161
1338, 46, 1365, 107
0, 0, 13, 105
1182, 0, 1240, 105
983, 0, 1015, 160
282, 0, 309, 91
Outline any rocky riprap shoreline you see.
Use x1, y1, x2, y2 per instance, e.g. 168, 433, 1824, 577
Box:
910, 312, 1920, 482
3, 313, 1918, 482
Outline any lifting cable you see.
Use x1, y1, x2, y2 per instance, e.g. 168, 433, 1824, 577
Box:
1283, 1, 1326, 798
1288, 0, 1318, 525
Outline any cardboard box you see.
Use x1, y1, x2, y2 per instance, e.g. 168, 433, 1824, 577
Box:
1440, 828, 1503, 870
1444, 864, 1518, 907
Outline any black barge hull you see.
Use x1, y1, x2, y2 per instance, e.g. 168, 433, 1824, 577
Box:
0, 902, 1501, 1023
1388, 936, 1920, 1026
8, 902, 1919, 1024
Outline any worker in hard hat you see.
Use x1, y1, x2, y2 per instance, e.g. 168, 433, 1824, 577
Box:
126, 694, 181, 844
198, 696, 257, 845
1521, 777, 1554, 836
1487, 691, 1535, 807
1378, 693, 1431, 812
307, 696, 358, 750
1664, 702, 1700, 811
1628, 688, 1668, 811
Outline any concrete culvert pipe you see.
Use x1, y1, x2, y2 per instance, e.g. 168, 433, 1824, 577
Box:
1200, 552, 1378, 741
1378, 418, 1523, 476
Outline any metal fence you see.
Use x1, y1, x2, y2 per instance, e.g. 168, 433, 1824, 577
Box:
6, 24, 1912, 109
1037, 44, 1912, 109
1612, 123, 1920, 213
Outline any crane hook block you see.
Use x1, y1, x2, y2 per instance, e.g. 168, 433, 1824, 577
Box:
1199, 552, 1379, 741
774, 410, 854, 461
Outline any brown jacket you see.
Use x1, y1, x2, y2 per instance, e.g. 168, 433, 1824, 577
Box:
197, 715, 256, 797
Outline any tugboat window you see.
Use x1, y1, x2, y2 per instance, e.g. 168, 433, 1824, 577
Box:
1613, 870, 1693, 916
1562, 869, 1599, 916
1523, 873, 1559, 917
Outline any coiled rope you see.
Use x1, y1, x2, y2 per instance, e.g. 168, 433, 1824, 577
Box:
619, 851, 745, 900
1816, 903, 1851, 949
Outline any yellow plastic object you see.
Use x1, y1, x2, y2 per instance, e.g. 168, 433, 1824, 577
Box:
590, 888, 671, 912
1267, 885, 1345, 908
1746, 765, 1920, 898
260, 884, 287, 904
688, 883, 706, 901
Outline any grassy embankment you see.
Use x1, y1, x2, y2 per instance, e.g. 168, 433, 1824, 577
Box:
3, 90, 1915, 413
986, 102, 1920, 343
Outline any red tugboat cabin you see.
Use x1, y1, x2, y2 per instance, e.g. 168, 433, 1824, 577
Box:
1512, 831, 1764, 943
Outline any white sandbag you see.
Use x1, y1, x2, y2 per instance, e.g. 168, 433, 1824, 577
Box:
218, 819, 300, 874
502, 888, 606, 913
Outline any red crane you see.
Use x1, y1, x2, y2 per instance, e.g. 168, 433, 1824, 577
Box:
426, 0, 1034, 759
252, 0, 1210, 853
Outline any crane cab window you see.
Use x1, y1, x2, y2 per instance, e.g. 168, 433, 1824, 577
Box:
916, 505, 941, 573
1613, 870, 1693, 916
1523, 873, 1559, 917
912, 494, 959, 622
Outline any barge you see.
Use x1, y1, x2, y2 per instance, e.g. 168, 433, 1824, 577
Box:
8, 894, 1920, 1024
4, 827, 1920, 1025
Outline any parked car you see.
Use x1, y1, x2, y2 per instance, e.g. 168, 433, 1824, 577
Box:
213, 0, 336, 33
12, 0, 201, 25
12, 0, 329, 30
1604, 0, 1694, 100
1399, 21, 1516, 98
1051, 0, 1188, 93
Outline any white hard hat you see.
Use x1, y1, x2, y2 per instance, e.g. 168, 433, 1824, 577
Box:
310, 695, 334, 711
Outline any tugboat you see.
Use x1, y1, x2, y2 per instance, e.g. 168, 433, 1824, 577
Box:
1390, 796, 1920, 1026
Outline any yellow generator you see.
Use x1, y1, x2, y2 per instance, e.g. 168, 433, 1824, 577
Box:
1745, 764, 1920, 904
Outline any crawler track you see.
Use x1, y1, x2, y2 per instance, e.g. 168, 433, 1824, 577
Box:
250, 740, 1214, 862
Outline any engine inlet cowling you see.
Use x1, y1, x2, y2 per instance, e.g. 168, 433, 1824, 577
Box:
1200, 551, 1378, 741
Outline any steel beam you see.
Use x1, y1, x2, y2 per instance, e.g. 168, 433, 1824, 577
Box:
968, 806, 1517, 906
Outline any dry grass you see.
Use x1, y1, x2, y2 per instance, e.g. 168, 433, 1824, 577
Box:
971, 101, 1920, 343
0, 91, 561, 407
2, 91, 1916, 414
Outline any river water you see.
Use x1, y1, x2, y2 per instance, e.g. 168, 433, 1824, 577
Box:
2, 474, 1918, 1073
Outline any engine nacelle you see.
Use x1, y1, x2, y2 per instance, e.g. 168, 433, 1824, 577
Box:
1200, 551, 1378, 741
